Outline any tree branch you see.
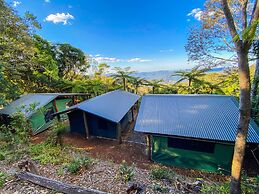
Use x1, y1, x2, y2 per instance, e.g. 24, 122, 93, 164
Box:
221, 0, 241, 48
242, 0, 248, 30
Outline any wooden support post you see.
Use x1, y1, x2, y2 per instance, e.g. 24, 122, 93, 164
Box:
147, 134, 152, 160
83, 112, 90, 139
117, 123, 122, 144
53, 100, 61, 121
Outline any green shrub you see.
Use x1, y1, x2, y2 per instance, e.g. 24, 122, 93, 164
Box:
67, 156, 95, 174
0, 172, 9, 188
118, 160, 134, 182
46, 120, 68, 146
150, 166, 175, 181
80, 156, 95, 169
0, 153, 5, 161
67, 159, 81, 174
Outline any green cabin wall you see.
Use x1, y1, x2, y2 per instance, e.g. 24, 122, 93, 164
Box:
151, 135, 234, 173
29, 99, 71, 134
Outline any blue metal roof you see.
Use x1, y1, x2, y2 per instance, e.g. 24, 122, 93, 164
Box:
0, 94, 58, 117
68, 90, 140, 123
134, 94, 259, 143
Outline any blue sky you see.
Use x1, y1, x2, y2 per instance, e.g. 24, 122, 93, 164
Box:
8, 0, 205, 72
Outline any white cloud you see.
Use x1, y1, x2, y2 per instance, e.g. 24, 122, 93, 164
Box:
160, 49, 174, 53
127, 58, 151, 62
44, 0, 50, 3
45, 13, 74, 25
187, 8, 203, 21
92, 56, 151, 63
68, 5, 73, 9
94, 57, 122, 63
13, 1, 21, 7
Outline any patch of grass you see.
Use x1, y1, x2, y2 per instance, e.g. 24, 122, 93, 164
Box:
0, 172, 9, 188
118, 160, 135, 183
150, 166, 175, 181
29, 143, 71, 165
201, 176, 259, 194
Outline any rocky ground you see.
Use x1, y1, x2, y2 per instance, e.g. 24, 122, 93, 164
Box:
1, 156, 205, 194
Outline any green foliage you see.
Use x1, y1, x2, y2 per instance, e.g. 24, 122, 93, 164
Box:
46, 120, 68, 146
67, 159, 81, 174
53, 43, 90, 79
150, 166, 175, 181
201, 176, 259, 194
67, 156, 95, 174
118, 160, 135, 182
111, 67, 135, 91
0, 172, 9, 188
29, 143, 71, 165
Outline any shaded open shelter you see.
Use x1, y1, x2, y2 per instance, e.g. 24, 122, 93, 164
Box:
134, 94, 259, 173
0, 93, 89, 135
56, 90, 140, 141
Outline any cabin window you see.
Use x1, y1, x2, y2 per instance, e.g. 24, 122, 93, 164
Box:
44, 107, 55, 123
167, 137, 215, 153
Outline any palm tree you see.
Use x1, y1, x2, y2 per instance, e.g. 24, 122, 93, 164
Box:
128, 77, 146, 94
111, 67, 135, 91
147, 79, 164, 94
171, 67, 209, 86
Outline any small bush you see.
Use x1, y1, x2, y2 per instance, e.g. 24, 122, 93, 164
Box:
67, 156, 95, 174
0, 153, 5, 161
80, 156, 95, 169
47, 120, 68, 146
118, 160, 135, 182
67, 159, 81, 174
0, 172, 9, 188
150, 166, 175, 181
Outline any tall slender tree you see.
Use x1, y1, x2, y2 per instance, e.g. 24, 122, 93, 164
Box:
111, 67, 135, 91
186, 0, 259, 192
128, 77, 146, 94
171, 67, 208, 86
146, 79, 164, 94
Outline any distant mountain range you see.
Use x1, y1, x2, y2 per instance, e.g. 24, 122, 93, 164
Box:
131, 67, 225, 83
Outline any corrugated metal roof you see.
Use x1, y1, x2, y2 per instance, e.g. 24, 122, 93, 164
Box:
68, 90, 140, 123
0, 93, 87, 118
134, 94, 259, 143
0, 94, 58, 117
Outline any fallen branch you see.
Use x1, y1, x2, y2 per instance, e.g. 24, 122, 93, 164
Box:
17, 172, 107, 194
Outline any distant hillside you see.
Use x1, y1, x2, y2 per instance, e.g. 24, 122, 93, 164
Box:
131, 67, 225, 82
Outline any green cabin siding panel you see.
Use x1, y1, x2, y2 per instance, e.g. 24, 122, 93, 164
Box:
30, 102, 54, 134
30, 99, 72, 134
151, 135, 234, 173
56, 99, 71, 120
56, 99, 71, 111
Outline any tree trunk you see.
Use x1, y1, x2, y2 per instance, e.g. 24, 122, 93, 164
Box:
188, 79, 192, 87
230, 49, 251, 194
